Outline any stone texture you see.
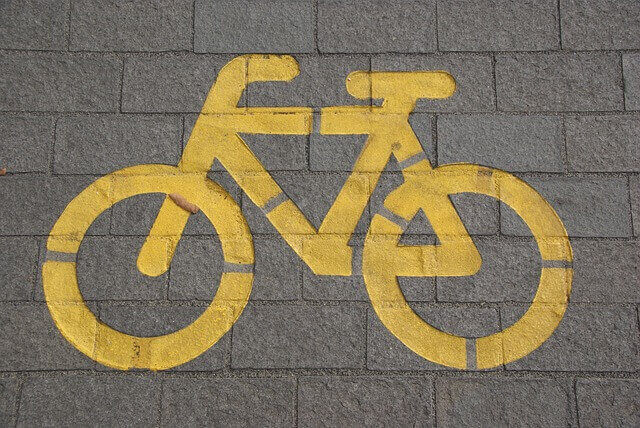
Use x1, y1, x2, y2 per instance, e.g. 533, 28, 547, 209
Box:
368, 305, 500, 370
122, 54, 233, 112
496, 53, 623, 112
0, 115, 53, 172
70, 0, 192, 51
0, 52, 121, 112
318, 0, 437, 53
162, 378, 295, 426
231, 303, 366, 368
436, 378, 571, 426
438, 114, 565, 172
623, 54, 640, 110
18, 375, 160, 426
168, 235, 224, 301
240, 133, 307, 171
566, 115, 640, 172
0, 0, 68, 50
0, 303, 95, 370
0, 175, 110, 235
298, 377, 433, 426
372, 54, 495, 113
502, 304, 639, 371
561, 0, 640, 50
54, 115, 182, 174
0, 377, 20, 426
632, 174, 640, 236
251, 234, 302, 300
576, 379, 640, 427
194, 0, 314, 53
0, 237, 39, 301
438, 0, 559, 51
570, 239, 639, 303
500, 175, 633, 238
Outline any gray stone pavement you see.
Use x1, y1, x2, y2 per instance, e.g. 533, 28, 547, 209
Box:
0, 0, 639, 426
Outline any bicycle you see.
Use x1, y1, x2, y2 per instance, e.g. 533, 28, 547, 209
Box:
42, 55, 573, 371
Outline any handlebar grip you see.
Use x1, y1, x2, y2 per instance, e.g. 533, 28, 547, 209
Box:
346, 71, 456, 101
246, 54, 300, 83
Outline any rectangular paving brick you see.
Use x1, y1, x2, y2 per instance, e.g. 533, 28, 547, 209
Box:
194, 0, 314, 53
560, 0, 640, 50
97, 301, 228, 371
70, 0, 192, 51
240, 134, 308, 171
501, 304, 639, 371
54, 115, 182, 174
162, 378, 295, 426
0, 115, 53, 173
576, 379, 640, 427
570, 239, 639, 303
438, 0, 559, 51
318, 0, 437, 53
0, 0, 68, 50
436, 378, 571, 426
231, 303, 366, 368
0, 377, 19, 426
122, 54, 233, 112
298, 377, 433, 426
500, 175, 633, 237
0, 175, 110, 235
566, 115, 640, 172
632, 174, 640, 236
0, 237, 39, 301
168, 235, 224, 301
438, 114, 565, 172
495, 53, 623, 112
0, 303, 95, 370
0, 52, 121, 112
372, 54, 494, 113
251, 234, 302, 300
368, 305, 500, 370
623, 54, 640, 110
18, 375, 160, 426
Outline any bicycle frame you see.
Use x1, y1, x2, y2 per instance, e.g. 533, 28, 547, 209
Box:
137, 54, 472, 278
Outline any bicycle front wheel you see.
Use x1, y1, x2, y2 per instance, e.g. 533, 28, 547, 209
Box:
43, 164, 254, 370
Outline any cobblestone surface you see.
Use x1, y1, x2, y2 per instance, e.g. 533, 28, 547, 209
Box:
1, 0, 639, 426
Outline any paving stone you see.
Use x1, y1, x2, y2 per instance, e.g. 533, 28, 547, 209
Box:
18, 374, 160, 426
54, 115, 182, 174
0, 52, 121, 112
368, 304, 500, 370
0, 175, 110, 235
168, 235, 224, 301
231, 303, 366, 368
437, 114, 565, 172
122, 54, 234, 113
436, 378, 571, 426
0, 377, 20, 426
561, 0, 640, 50
248, 55, 370, 109
0, 237, 39, 301
240, 134, 307, 171
0, 0, 68, 50
162, 378, 295, 426
194, 0, 314, 53
0, 115, 53, 173
500, 175, 633, 238
98, 302, 228, 371
242, 171, 370, 234
0, 303, 95, 370
569, 239, 640, 303
623, 54, 640, 111
437, 237, 541, 303
318, 0, 437, 53
311, 113, 434, 172
566, 115, 640, 172
70, 0, 192, 51
252, 234, 302, 300
372, 55, 494, 113
576, 379, 640, 427
502, 304, 639, 371
495, 53, 623, 112
631, 174, 640, 236
298, 376, 433, 426
438, 0, 559, 51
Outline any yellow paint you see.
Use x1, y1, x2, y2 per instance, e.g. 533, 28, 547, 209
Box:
44, 55, 572, 371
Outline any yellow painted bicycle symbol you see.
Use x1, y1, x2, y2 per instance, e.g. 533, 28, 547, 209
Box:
43, 55, 572, 371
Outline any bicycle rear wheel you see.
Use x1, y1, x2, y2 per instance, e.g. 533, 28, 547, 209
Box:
43, 164, 253, 370
363, 163, 572, 370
